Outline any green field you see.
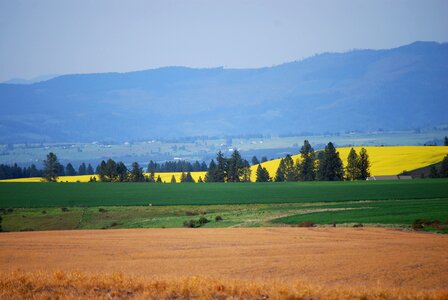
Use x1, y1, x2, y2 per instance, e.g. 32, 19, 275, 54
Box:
1, 180, 447, 232
1, 180, 448, 208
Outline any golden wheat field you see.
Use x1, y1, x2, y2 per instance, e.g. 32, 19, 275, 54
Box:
0, 228, 447, 299
1, 146, 447, 183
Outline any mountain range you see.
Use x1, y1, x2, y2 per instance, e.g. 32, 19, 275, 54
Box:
1, 41, 447, 143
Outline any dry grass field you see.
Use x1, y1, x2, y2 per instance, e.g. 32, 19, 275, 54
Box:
0, 228, 447, 299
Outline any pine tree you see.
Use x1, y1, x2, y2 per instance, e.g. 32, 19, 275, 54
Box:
87, 164, 94, 175
445, 136, 448, 146
185, 172, 195, 183
116, 162, 128, 182
429, 165, 439, 178
256, 164, 270, 182
43, 152, 61, 182
298, 140, 316, 181
227, 150, 243, 182
215, 151, 227, 182
317, 142, 344, 181
440, 155, 448, 178
283, 155, 298, 181
78, 163, 87, 175
251, 156, 260, 166
241, 159, 251, 182
65, 163, 76, 176
130, 162, 145, 182
205, 159, 217, 182
274, 159, 285, 182
156, 175, 162, 183
197, 176, 204, 183
180, 172, 187, 182
358, 148, 371, 180
148, 172, 156, 183
345, 148, 360, 180
261, 156, 268, 163
170, 175, 177, 183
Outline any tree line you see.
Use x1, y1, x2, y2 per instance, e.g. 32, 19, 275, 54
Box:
255, 140, 371, 182
204, 150, 251, 182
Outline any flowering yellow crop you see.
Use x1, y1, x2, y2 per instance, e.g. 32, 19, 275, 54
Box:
1, 146, 446, 183
250, 146, 448, 180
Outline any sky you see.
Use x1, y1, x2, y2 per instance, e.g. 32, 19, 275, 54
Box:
0, 0, 447, 82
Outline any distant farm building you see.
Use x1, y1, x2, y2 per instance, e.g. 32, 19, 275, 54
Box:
366, 175, 413, 180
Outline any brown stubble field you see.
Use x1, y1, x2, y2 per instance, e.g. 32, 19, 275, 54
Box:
0, 228, 447, 299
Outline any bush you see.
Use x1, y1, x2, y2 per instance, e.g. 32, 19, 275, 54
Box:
61, 207, 69, 212
98, 208, 108, 213
41, 210, 47, 214
183, 220, 200, 228
215, 215, 223, 222
198, 216, 209, 225
297, 221, 315, 227
185, 211, 199, 216
353, 223, 363, 228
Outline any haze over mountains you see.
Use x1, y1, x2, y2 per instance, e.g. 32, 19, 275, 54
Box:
1, 41, 447, 143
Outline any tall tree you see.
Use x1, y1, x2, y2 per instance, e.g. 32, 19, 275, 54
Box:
345, 148, 360, 181
205, 159, 217, 182
65, 163, 76, 176
86, 164, 94, 175
240, 159, 252, 182
130, 162, 145, 182
283, 154, 298, 181
429, 165, 439, 178
227, 150, 243, 182
445, 136, 448, 146
215, 151, 227, 182
78, 163, 86, 175
317, 142, 344, 181
43, 152, 61, 182
256, 164, 270, 182
260, 156, 268, 163
116, 162, 128, 182
170, 174, 177, 183
274, 158, 285, 182
440, 155, 448, 178
156, 175, 163, 183
251, 156, 260, 166
298, 140, 316, 181
358, 148, 371, 180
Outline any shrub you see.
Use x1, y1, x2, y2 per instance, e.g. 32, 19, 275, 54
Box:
353, 223, 363, 228
183, 220, 200, 228
215, 215, 223, 222
41, 210, 47, 214
198, 216, 209, 225
98, 208, 108, 213
297, 221, 315, 227
185, 211, 199, 216
61, 207, 69, 212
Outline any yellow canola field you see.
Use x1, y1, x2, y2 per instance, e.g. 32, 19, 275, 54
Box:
249, 146, 448, 181
1, 172, 207, 183
1, 146, 447, 183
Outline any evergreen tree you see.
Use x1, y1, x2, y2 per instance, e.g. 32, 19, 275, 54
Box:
29, 164, 40, 177
205, 159, 217, 182
440, 155, 448, 178
358, 148, 371, 180
251, 156, 260, 166
148, 172, 156, 183
227, 150, 243, 182
260, 156, 268, 163
317, 142, 344, 181
43, 152, 61, 182
156, 175, 162, 183
197, 176, 204, 183
87, 164, 93, 175
240, 159, 252, 182
215, 151, 227, 182
99, 159, 118, 182
65, 163, 76, 176
180, 172, 187, 182
429, 165, 439, 178
184, 172, 195, 183
256, 164, 270, 182
298, 140, 316, 181
283, 154, 298, 181
274, 158, 285, 182
170, 174, 177, 183
116, 162, 128, 182
200, 161, 208, 171
445, 136, 448, 146
130, 162, 145, 182
78, 163, 87, 175
58, 164, 65, 176
345, 148, 360, 180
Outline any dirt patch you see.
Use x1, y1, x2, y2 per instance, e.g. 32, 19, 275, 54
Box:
0, 228, 447, 291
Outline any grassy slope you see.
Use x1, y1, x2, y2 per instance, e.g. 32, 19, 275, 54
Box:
1, 179, 448, 208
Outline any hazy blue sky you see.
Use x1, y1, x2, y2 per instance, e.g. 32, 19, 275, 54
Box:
0, 0, 447, 81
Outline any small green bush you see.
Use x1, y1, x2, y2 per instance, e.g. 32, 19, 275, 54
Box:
215, 215, 223, 222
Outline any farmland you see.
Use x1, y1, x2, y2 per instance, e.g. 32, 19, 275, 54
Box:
1, 180, 447, 232
0, 228, 447, 299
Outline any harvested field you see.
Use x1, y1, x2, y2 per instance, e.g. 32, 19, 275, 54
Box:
0, 227, 447, 298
